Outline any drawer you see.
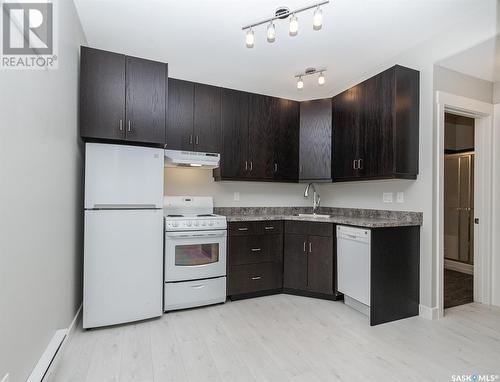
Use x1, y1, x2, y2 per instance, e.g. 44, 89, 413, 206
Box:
228, 220, 283, 236
228, 263, 282, 295
284, 220, 333, 237
229, 234, 283, 266
164, 277, 226, 311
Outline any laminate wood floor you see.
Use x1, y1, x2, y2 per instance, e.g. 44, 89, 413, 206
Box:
49, 294, 500, 382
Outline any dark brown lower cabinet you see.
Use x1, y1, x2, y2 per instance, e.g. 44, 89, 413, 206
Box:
227, 221, 283, 299
283, 221, 339, 299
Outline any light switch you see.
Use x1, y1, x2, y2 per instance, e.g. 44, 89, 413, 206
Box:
383, 192, 393, 203
233, 192, 240, 201
396, 192, 404, 203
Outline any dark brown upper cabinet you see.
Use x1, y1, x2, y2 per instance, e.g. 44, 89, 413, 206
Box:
167, 79, 221, 153
215, 88, 249, 180
80, 46, 167, 146
299, 99, 332, 182
332, 65, 419, 181
274, 99, 300, 182
167, 78, 194, 150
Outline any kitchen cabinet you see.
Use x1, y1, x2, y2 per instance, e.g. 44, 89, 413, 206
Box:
80, 46, 167, 146
227, 221, 283, 299
274, 99, 300, 181
166, 78, 194, 151
167, 79, 221, 152
215, 89, 249, 179
283, 221, 338, 298
332, 65, 419, 181
299, 99, 332, 182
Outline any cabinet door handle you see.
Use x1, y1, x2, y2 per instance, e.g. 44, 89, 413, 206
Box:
189, 134, 193, 144
119, 120, 123, 131
251, 276, 262, 280
245, 161, 248, 171
309, 242, 312, 253
195, 135, 199, 145
191, 284, 206, 289
300, 164, 303, 173
264, 226, 274, 230
359, 158, 363, 169
250, 161, 253, 171
303, 241, 306, 252
274, 163, 278, 173
237, 227, 249, 231
251, 248, 261, 252
127, 121, 131, 133
353, 159, 358, 170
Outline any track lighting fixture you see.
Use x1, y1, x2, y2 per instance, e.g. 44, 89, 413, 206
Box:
295, 67, 327, 89
242, 1, 329, 48
245, 28, 255, 48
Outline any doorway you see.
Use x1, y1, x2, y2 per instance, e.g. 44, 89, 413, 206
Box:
443, 113, 474, 308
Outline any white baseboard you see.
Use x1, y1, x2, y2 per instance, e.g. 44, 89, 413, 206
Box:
444, 259, 473, 275
27, 304, 82, 382
419, 304, 439, 320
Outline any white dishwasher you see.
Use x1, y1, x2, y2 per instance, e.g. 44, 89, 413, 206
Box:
337, 225, 371, 316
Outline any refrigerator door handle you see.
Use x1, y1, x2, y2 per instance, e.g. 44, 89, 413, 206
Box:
92, 204, 159, 210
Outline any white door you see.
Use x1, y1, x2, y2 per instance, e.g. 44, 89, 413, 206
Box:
84, 143, 164, 209
83, 209, 163, 328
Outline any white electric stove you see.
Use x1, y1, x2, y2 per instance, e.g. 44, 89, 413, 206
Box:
163, 196, 227, 311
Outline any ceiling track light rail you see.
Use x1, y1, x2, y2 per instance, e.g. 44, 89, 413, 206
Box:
243, 1, 329, 47
295, 67, 327, 89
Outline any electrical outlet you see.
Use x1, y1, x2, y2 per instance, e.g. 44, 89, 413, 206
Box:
233, 192, 240, 201
1, 373, 10, 382
396, 192, 404, 203
383, 192, 393, 203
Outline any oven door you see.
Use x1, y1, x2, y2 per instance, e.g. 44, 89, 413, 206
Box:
164, 230, 226, 282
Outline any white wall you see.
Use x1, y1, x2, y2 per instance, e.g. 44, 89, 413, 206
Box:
494, 82, 500, 103
434, 66, 494, 103
165, 0, 498, 314
0, 2, 87, 381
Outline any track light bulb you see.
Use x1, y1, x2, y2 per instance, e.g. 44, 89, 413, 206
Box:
318, 72, 325, 85
267, 22, 276, 43
289, 14, 298, 36
313, 6, 323, 30
297, 76, 304, 90
245, 28, 255, 48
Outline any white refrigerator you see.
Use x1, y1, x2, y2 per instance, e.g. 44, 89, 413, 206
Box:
83, 143, 164, 328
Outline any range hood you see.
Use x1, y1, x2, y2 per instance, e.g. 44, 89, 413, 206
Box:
164, 150, 220, 169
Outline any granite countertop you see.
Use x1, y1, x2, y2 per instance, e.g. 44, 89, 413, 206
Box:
214, 207, 422, 228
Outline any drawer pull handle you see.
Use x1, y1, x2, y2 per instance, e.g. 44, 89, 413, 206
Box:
237, 227, 249, 231
264, 226, 275, 230
191, 284, 206, 289
251, 248, 261, 252
251, 276, 262, 280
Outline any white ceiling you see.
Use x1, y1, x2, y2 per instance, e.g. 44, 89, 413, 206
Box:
437, 35, 500, 83
74, 0, 490, 100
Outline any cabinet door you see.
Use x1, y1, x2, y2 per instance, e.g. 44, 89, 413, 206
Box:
248, 94, 276, 180
167, 78, 194, 150
125, 56, 166, 145
307, 235, 333, 294
283, 234, 308, 290
274, 99, 299, 181
194, 83, 221, 153
360, 69, 394, 177
80, 47, 126, 141
220, 89, 249, 179
332, 85, 362, 180
299, 99, 332, 181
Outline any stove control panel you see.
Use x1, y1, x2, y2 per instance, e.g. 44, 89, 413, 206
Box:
165, 218, 227, 231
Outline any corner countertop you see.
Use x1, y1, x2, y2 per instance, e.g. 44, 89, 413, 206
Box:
214, 207, 422, 228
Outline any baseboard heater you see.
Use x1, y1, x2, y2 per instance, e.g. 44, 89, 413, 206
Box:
27, 329, 67, 382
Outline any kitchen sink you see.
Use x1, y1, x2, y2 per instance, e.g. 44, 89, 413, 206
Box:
295, 213, 331, 219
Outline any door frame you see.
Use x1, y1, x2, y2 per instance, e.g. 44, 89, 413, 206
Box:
435, 91, 494, 318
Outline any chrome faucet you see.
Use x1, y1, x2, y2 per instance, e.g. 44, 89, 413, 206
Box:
304, 183, 320, 214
